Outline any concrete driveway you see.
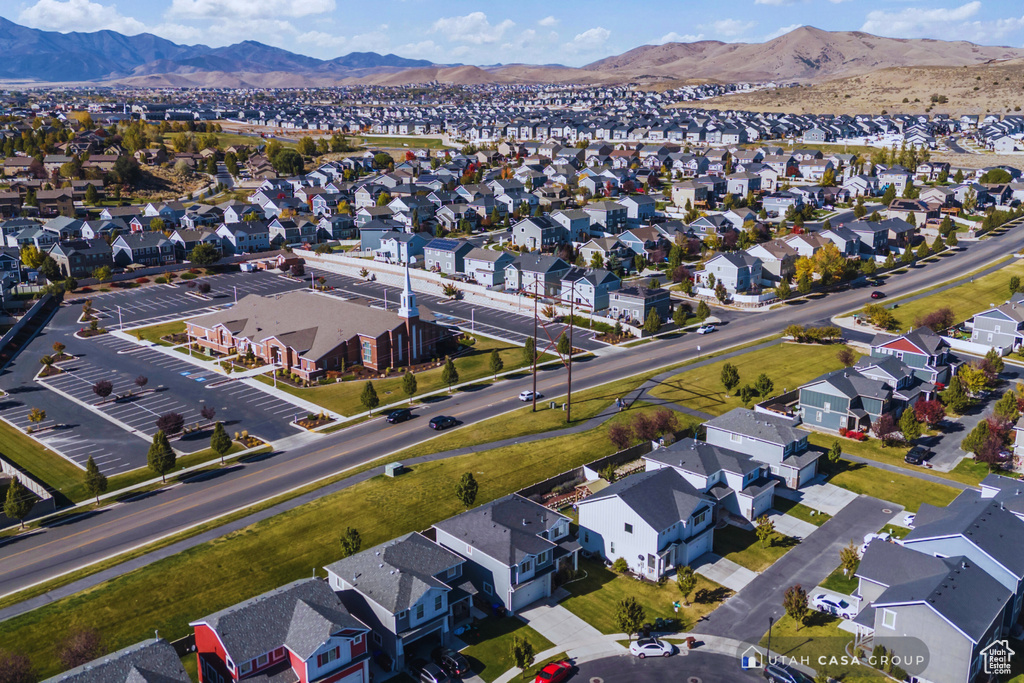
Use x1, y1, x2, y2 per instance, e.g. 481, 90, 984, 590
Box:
775, 480, 858, 516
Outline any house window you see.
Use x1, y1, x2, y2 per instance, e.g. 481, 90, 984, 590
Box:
317, 647, 340, 668
610, 541, 615, 553
881, 609, 897, 630
730, 433, 742, 443
692, 509, 708, 526
583, 531, 590, 543
483, 582, 493, 595
447, 566, 458, 579
373, 632, 383, 645
256, 653, 268, 667
521, 560, 532, 573
435, 594, 443, 611
816, 411, 822, 423
416, 604, 424, 620
624, 523, 633, 534
239, 662, 252, 675
397, 610, 407, 620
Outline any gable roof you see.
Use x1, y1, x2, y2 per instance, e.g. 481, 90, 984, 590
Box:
324, 532, 463, 614
41, 639, 190, 683
703, 408, 804, 446
191, 578, 366, 664
646, 438, 763, 478
433, 494, 567, 566
581, 467, 710, 531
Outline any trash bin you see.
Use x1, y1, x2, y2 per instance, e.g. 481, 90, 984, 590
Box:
686, 636, 696, 650
549, 401, 556, 410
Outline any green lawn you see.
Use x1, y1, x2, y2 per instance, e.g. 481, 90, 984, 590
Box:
827, 460, 959, 512
257, 337, 543, 416
773, 497, 831, 526
759, 613, 888, 682
0, 418, 85, 504
128, 320, 186, 346
560, 559, 732, 635
0, 407, 647, 678
807, 432, 988, 487
459, 619, 553, 683
820, 565, 859, 595
354, 135, 445, 149
648, 342, 855, 416
877, 257, 1024, 332
712, 524, 797, 573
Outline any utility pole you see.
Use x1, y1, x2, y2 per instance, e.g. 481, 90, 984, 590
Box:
532, 280, 538, 413
566, 279, 574, 423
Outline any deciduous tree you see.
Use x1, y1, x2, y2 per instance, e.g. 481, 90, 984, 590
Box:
441, 357, 459, 392
614, 596, 646, 643
58, 628, 103, 669
676, 566, 697, 606
720, 363, 740, 395
783, 584, 809, 631
756, 514, 775, 548
360, 381, 379, 413
3, 478, 34, 529
210, 422, 232, 464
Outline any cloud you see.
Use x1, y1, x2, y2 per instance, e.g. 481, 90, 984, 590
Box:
297, 30, 348, 51
564, 26, 611, 53
18, 0, 148, 33
656, 31, 704, 44
763, 23, 803, 40
860, 1, 981, 37
538, 16, 559, 27
169, 0, 335, 18
395, 40, 440, 59
431, 11, 514, 45
703, 19, 756, 38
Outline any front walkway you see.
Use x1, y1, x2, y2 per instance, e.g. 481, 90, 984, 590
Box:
775, 479, 859, 516
766, 510, 818, 540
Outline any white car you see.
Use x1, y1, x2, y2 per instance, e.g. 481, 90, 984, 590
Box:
901, 513, 916, 528
860, 532, 892, 556
811, 594, 856, 619
696, 324, 716, 334
629, 637, 674, 658
518, 390, 542, 402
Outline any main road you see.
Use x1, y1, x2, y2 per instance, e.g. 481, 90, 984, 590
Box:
1, 224, 1022, 600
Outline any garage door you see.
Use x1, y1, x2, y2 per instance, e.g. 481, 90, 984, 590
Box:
684, 531, 713, 565
511, 575, 549, 613
336, 668, 364, 683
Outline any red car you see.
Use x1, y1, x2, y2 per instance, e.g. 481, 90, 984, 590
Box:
535, 660, 573, 683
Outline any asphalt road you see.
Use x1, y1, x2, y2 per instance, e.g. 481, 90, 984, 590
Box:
1, 223, 1023, 598
573, 650, 763, 683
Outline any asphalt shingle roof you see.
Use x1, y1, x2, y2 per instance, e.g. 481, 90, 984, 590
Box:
703, 408, 804, 447
583, 468, 711, 531
41, 639, 190, 683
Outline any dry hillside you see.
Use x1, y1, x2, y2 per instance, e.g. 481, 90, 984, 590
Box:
696, 59, 1024, 115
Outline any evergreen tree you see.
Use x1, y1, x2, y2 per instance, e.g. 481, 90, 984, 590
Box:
488, 349, 504, 379
147, 431, 175, 483
775, 279, 791, 300
402, 370, 417, 402
84, 455, 108, 504
360, 381, 380, 413
3, 477, 34, 529
899, 408, 922, 443
941, 377, 971, 414
441, 357, 459, 392
339, 527, 362, 557
209, 422, 232, 464
720, 363, 740, 395
455, 472, 478, 508
522, 337, 536, 366
696, 300, 710, 321
643, 308, 662, 335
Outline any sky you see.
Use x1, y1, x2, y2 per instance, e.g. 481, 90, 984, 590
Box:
3, 0, 1024, 66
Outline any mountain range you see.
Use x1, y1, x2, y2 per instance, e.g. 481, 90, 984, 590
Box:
1, 18, 1023, 87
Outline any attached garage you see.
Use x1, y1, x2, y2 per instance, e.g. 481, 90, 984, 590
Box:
511, 574, 551, 614
680, 528, 713, 566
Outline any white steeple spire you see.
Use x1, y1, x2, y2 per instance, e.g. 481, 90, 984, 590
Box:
398, 258, 418, 319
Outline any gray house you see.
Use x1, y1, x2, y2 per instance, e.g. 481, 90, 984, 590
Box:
559, 267, 620, 311
577, 468, 715, 580
462, 248, 515, 287
504, 254, 571, 296
870, 327, 953, 385
608, 286, 671, 326
325, 532, 469, 672
423, 238, 473, 275
644, 438, 776, 521
970, 295, 1024, 353
511, 216, 566, 250
377, 231, 429, 265
697, 253, 763, 294
433, 494, 579, 615
703, 408, 819, 489
40, 638, 191, 683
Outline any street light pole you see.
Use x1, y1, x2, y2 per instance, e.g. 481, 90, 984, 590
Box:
532, 280, 538, 413
766, 616, 774, 665
233, 285, 237, 303
566, 280, 574, 423
118, 305, 123, 331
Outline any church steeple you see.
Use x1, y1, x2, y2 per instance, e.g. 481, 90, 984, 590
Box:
398, 259, 419, 319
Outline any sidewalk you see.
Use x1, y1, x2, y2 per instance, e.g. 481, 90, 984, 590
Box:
692, 553, 757, 592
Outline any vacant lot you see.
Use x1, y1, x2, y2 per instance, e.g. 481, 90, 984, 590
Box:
828, 460, 959, 512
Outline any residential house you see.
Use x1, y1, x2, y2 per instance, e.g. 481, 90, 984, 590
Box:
887, 198, 937, 226
578, 237, 631, 270
462, 248, 515, 287
618, 195, 656, 229
583, 201, 627, 234
745, 239, 797, 286
41, 638, 190, 683
376, 231, 429, 265
870, 327, 953, 384
423, 238, 473, 275
671, 180, 709, 209
433, 494, 579, 615
111, 232, 176, 267
216, 221, 271, 255
559, 267, 620, 311
550, 210, 592, 243
577, 468, 715, 579
511, 216, 567, 251
970, 294, 1024, 353
762, 191, 803, 218
190, 578, 371, 683
36, 188, 75, 218
644, 438, 776, 522
325, 532, 470, 672
169, 228, 221, 261
608, 286, 671, 326
504, 254, 571, 296
703, 408, 820, 489
47, 239, 113, 279
697, 253, 763, 295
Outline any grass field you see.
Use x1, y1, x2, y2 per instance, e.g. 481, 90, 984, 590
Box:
0, 418, 84, 504
648, 342, 854, 416
255, 337, 545, 416
759, 613, 888, 681
875, 257, 1024, 332
560, 559, 731, 635
828, 459, 960, 512
712, 524, 797, 572
773, 497, 831, 526
354, 135, 446, 150
0, 404, 659, 678
128, 320, 186, 346
820, 565, 860, 595
460, 620, 553, 683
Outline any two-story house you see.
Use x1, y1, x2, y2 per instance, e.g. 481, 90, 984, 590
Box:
190, 578, 371, 683
423, 238, 473, 275
42, 638, 191, 683
511, 216, 567, 251
870, 327, 953, 385
970, 295, 1024, 354
462, 248, 515, 287
697, 253, 763, 295
644, 438, 776, 522
325, 532, 470, 673
432, 494, 579, 615
111, 232, 176, 267
376, 231, 429, 265
559, 267, 621, 311
577, 468, 715, 579
703, 408, 819, 489
549, 210, 592, 243
47, 239, 114, 279
504, 254, 571, 296
216, 221, 271, 255
583, 201, 627, 234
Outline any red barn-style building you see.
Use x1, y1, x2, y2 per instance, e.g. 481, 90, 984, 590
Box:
190, 578, 370, 683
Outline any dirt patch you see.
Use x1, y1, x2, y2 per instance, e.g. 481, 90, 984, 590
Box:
132, 165, 208, 201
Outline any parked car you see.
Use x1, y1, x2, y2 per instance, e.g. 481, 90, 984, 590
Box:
763, 662, 815, 683
904, 445, 932, 465
629, 637, 674, 658
696, 324, 716, 334
902, 512, 916, 528
811, 594, 856, 619
534, 660, 573, 683
860, 532, 892, 556
409, 658, 451, 683
519, 390, 543, 402
431, 647, 471, 678
429, 415, 457, 430
870, 291, 885, 299
386, 408, 413, 424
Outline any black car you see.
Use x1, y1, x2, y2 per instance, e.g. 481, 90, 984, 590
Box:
905, 445, 933, 465
763, 663, 814, 683
409, 658, 451, 683
429, 415, 457, 430
870, 290, 886, 299
386, 408, 413, 424
431, 647, 471, 677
